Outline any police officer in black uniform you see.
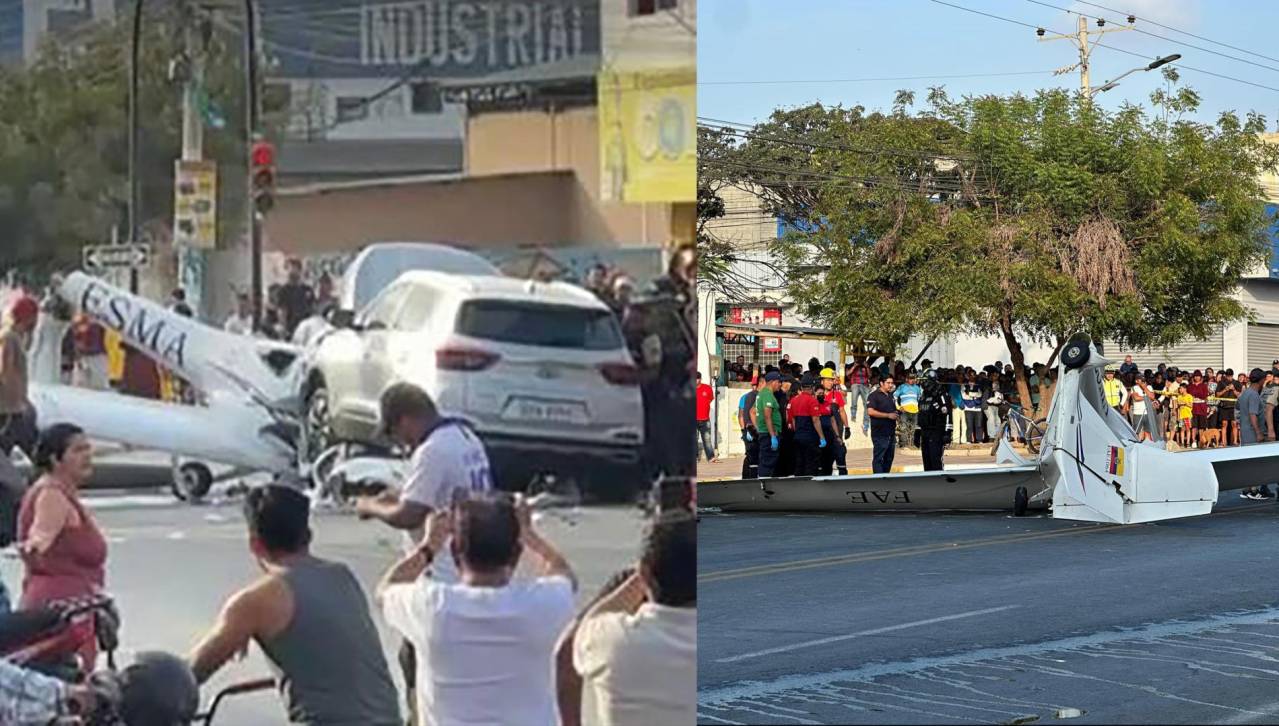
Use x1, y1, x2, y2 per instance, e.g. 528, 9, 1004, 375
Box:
915, 368, 954, 471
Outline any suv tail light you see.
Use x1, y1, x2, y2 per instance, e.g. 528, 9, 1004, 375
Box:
437, 348, 500, 371
599, 362, 640, 385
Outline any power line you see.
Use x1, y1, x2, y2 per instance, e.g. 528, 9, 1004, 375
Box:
704, 158, 991, 198
701, 123, 977, 161
927, 0, 1042, 30
927, 0, 1279, 95
698, 70, 1059, 86
1074, 0, 1279, 65
1092, 40, 1279, 94
1022, 0, 1279, 75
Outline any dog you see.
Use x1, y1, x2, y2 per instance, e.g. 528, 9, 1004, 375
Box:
1199, 428, 1223, 449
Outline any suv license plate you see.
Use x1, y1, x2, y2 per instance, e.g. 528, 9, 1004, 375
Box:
507, 400, 586, 424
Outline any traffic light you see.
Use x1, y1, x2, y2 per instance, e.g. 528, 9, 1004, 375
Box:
251, 139, 276, 214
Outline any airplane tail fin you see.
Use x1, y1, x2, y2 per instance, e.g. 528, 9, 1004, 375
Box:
1041, 339, 1216, 524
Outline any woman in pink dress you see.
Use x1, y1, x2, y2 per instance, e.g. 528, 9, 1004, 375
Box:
17, 423, 107, 668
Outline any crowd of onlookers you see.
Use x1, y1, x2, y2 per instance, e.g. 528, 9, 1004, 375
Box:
713, 352, 1279, 464
720, 354, 1055, 450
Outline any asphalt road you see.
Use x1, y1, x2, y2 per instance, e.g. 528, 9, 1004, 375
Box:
699, 492, 1279, 725
0, 483, 644, 725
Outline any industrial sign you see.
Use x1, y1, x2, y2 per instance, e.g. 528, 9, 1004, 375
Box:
83, 243, 151, 271
262, 0, 601, 79
173, 160, 218, 249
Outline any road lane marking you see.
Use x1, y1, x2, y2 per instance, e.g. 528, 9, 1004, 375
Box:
700, 502, 1277, 583
700, 606, 1279, 707
715, 605, 1022, 664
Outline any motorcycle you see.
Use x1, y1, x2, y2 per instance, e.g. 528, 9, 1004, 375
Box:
0, 593, 118, 682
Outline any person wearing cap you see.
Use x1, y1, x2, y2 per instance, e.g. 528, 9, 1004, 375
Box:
1238, 369, 1270, 499
738, 378, 762, 479
816, 368, 848, 476
787, 375, 824, 476
1102, 365, 1126, 417
754, 372, 784, 477
893, 372, 922, 451
1123, 373, 1159, 443
774, 373, 796, 477
0, 295, 38, 460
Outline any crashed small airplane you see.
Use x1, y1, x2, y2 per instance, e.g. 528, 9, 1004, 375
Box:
21, 273, 309, 497
698, 337, 1279, 525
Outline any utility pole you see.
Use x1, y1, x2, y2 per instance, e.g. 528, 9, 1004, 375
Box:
245, 0, 262, 332
178, 0, 206, 318
1037, 13, 1134, 96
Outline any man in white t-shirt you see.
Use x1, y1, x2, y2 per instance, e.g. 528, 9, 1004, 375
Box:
355, 381, 494, 720
558, 516, 696, 726
377, 496, 577, 726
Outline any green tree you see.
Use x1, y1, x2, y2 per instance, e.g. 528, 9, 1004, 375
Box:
0, 6, 278, 279
709, 81, 1279, 411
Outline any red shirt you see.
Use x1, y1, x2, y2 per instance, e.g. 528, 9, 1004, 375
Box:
1187, 382, 1210, 416
788, 392, 819, 427
817, 389, 846, 417
847, 366, 869, 386
73, 319, 106, 356
696, 383, 714, 421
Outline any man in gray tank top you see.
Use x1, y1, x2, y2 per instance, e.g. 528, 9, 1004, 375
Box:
189, 485, 401, 725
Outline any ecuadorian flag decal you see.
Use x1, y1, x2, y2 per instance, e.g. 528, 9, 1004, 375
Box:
1107, 446, 1125, 476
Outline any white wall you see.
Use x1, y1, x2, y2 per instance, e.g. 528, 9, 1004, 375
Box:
696, 286, 715, 381
1239, 279, 1279, 324
952, 333, 1056, 371
1225, 319, 1247, 374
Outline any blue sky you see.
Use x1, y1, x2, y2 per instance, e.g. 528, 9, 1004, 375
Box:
699, 0, 1279, 128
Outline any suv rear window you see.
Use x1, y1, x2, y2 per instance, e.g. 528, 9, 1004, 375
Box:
456, 300, 623, 350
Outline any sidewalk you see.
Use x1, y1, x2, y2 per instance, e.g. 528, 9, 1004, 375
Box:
697, 442, 1011, 480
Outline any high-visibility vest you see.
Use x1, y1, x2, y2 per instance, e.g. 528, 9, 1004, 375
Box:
1103, 378, 1125, 407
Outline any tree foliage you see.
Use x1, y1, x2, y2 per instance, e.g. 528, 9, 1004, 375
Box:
0, 6, 279, 279
705, 82, 1279, 408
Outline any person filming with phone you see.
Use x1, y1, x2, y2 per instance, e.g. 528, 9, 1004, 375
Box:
377, 495, 577, 726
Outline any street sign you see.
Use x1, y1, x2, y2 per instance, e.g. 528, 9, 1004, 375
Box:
83, 243, 150, 271
173, 159, 218, 249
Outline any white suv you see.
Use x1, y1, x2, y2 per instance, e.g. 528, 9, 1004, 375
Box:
303, 270, 645, 498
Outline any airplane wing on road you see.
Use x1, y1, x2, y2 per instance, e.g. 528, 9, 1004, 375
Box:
1170, 442, 1279, 492
30, 383, 294, 474
698, 465, 1044, 513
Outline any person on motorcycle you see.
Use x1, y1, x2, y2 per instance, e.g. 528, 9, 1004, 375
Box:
0, 656, 94, 723
189, 485, 400, 725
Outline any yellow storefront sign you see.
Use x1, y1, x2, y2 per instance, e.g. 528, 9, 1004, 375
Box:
598, 66, 695, 204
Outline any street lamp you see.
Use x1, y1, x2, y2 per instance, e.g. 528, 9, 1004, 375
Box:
1091, 54, 1181, 96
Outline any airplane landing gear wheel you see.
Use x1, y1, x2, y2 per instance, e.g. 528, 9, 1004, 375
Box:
173, 462, 213, 502
1061, 335, 1091, 370
1013, 486, 1029, 517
